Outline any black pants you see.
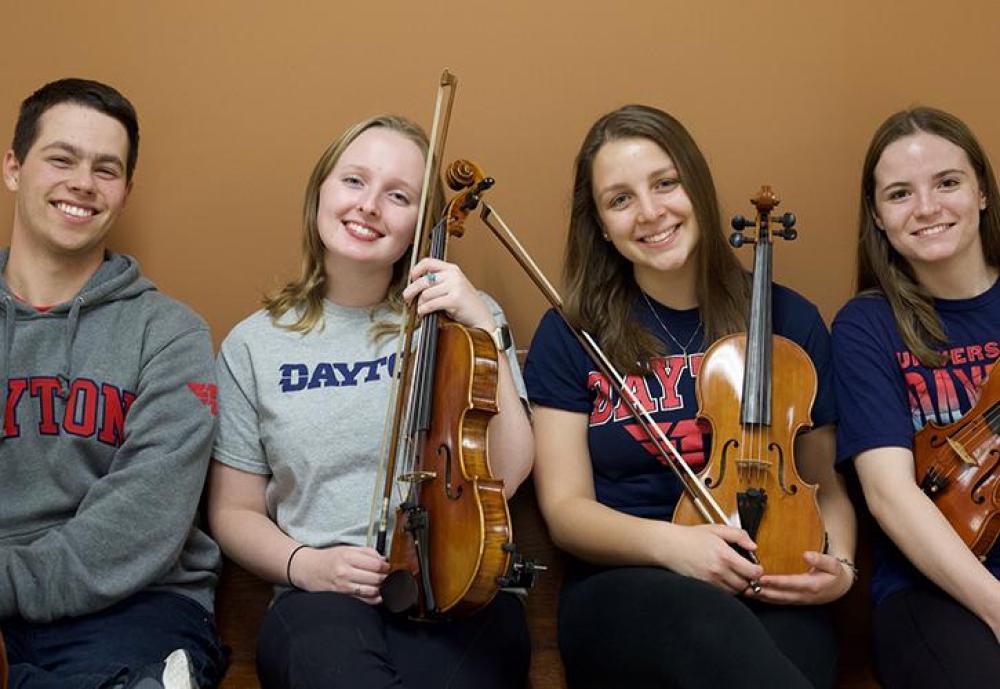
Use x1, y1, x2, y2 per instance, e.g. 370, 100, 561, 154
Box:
873, 587, 1000, 689
257, 590, 530, 689
558, 566, 837, 689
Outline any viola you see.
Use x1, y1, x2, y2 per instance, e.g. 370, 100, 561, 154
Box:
672, 186, 826, 575
372, 72, 538, 619
915, 362, 1000, 558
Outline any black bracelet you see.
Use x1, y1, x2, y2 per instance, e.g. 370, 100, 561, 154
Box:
286, 544, 308, 589
836, 556, 859, 583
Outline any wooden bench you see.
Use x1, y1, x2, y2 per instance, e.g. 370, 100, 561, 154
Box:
216, 480, 882, 688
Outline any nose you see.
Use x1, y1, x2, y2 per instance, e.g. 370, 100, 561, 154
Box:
635, 191, 663, 225
357, 189, 380, 217
67, 168, 96, 195
914, 189, 941, 218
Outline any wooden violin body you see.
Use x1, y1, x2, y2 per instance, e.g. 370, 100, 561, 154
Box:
673, 334, 825, 573
385, 321, 513, 617
673, 186, 825, 575
914, 363, 1000, 558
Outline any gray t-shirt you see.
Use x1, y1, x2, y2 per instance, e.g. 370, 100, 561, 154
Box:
213, 296, 525, 550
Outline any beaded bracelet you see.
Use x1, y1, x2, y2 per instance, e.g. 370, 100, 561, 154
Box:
836, 556, 859, 583
286, 544, 308, 589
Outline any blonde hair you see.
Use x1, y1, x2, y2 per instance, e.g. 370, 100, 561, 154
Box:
264, 114, 442, 338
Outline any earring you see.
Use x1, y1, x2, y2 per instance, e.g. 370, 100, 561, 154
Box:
602, 232, 610, 241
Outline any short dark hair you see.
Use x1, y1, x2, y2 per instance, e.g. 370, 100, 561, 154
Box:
12, 78, 139, 182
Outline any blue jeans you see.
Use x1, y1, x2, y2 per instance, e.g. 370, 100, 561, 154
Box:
1, 591, 225, 689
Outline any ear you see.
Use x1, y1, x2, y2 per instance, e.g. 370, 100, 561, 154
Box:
871, 211, 884, 231
3, 150, 21, 192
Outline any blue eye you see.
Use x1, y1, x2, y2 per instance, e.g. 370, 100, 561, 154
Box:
609, 194, 629, 209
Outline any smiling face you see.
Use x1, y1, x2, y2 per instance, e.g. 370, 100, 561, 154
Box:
591, 137, 699, 293
872, 132, 987, 280
3, 103, 131, 264
316, 126, 426, 280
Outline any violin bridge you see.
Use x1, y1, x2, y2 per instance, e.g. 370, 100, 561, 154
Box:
946, 437, 978, 466
399, 470, 438, 483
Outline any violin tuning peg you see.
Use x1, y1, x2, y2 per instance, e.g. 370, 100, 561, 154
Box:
781, 228, 798, 241
729, 232, 745, 248
731, 214, 753, 232
780, 212, 796, 229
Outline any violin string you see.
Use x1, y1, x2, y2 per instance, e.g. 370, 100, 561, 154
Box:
930, 376, 999, 482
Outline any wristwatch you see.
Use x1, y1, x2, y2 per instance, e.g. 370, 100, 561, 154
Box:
491, 324, 513, 352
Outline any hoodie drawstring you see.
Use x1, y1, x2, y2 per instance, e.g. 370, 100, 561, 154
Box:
57, 297, 84, 398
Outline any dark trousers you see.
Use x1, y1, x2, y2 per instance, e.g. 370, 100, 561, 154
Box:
257, 590, 530, 689
873, 587, 1000, 688
558, 566, 837, 689
1, 591, 225, 689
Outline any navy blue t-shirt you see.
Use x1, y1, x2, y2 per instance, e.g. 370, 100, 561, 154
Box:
832, 277, 1000, 605
524, 284, 837, 522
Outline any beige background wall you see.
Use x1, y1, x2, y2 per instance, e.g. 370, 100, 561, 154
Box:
1, 1, 997, 347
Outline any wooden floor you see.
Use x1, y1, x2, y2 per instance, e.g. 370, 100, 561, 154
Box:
216, 482, 882, 689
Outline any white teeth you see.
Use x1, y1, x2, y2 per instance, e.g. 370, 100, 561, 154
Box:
915, 224, 950, 237
641, 226, 677, 243
346, 221, 379, 238
55, 202, 95, 218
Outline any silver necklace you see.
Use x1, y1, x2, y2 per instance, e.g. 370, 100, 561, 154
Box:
641, 292, 703, 369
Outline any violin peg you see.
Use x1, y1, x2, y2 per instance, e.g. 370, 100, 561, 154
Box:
731, 214, 753, 232
729, 232, 746, 248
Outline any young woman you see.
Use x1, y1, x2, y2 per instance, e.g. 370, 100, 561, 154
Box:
207, 115, 533, 689
524, 104, 857, 689
832, 107, 1000, 688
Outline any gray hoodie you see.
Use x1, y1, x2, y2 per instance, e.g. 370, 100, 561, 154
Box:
0, 250, 220, 623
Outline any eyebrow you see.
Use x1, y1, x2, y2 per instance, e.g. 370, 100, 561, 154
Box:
338, 163, 420, 196
595, 165, 678, 198
41, 141, 125, 170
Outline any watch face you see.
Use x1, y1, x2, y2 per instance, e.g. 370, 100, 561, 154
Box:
493, 324, 512, 351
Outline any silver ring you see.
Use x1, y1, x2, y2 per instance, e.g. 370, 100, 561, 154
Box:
426, 272, 437, 285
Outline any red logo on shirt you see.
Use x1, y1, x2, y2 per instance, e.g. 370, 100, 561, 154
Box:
188, 382, 218, 416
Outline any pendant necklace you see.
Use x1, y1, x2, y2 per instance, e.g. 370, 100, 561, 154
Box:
641, 291, 703, 370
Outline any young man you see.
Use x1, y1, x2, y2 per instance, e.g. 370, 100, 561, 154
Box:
0, 79, 223, 688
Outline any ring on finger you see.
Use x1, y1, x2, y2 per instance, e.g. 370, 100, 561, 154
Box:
426, 272, 437, 285
354, 585, 363, 596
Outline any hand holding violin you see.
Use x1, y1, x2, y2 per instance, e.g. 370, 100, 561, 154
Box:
288, 545, 390, 605
754, 551, 854, 605
660, 522, 763, 596
403, 257, 497, 331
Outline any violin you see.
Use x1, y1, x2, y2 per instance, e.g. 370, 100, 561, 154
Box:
672, 186, 826, 575
915, 362, 1000, 558
372, 72, 539, 619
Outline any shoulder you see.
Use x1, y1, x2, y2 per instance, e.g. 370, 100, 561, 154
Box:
831, 291, 897, 345
126, 290, 211, 354
771, 283, 827, 344
476, 290, 510, 325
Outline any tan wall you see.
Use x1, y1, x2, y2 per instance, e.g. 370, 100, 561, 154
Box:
2, 1, 998, 347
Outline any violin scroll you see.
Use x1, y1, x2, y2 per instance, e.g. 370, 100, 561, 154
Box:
443, 159, 495, 239
729, 186, 800, 248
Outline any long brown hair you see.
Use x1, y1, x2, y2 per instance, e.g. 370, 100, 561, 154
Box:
564, 104, 750, 374
857, 106, 1000, 366
264, 114, 441, 337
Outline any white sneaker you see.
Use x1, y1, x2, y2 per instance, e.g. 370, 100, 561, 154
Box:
161, 649, 195, 689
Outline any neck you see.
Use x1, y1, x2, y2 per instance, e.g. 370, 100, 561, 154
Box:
634, 263, 698, 310
4, 237, 104, 306
323, 254, 394, 308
